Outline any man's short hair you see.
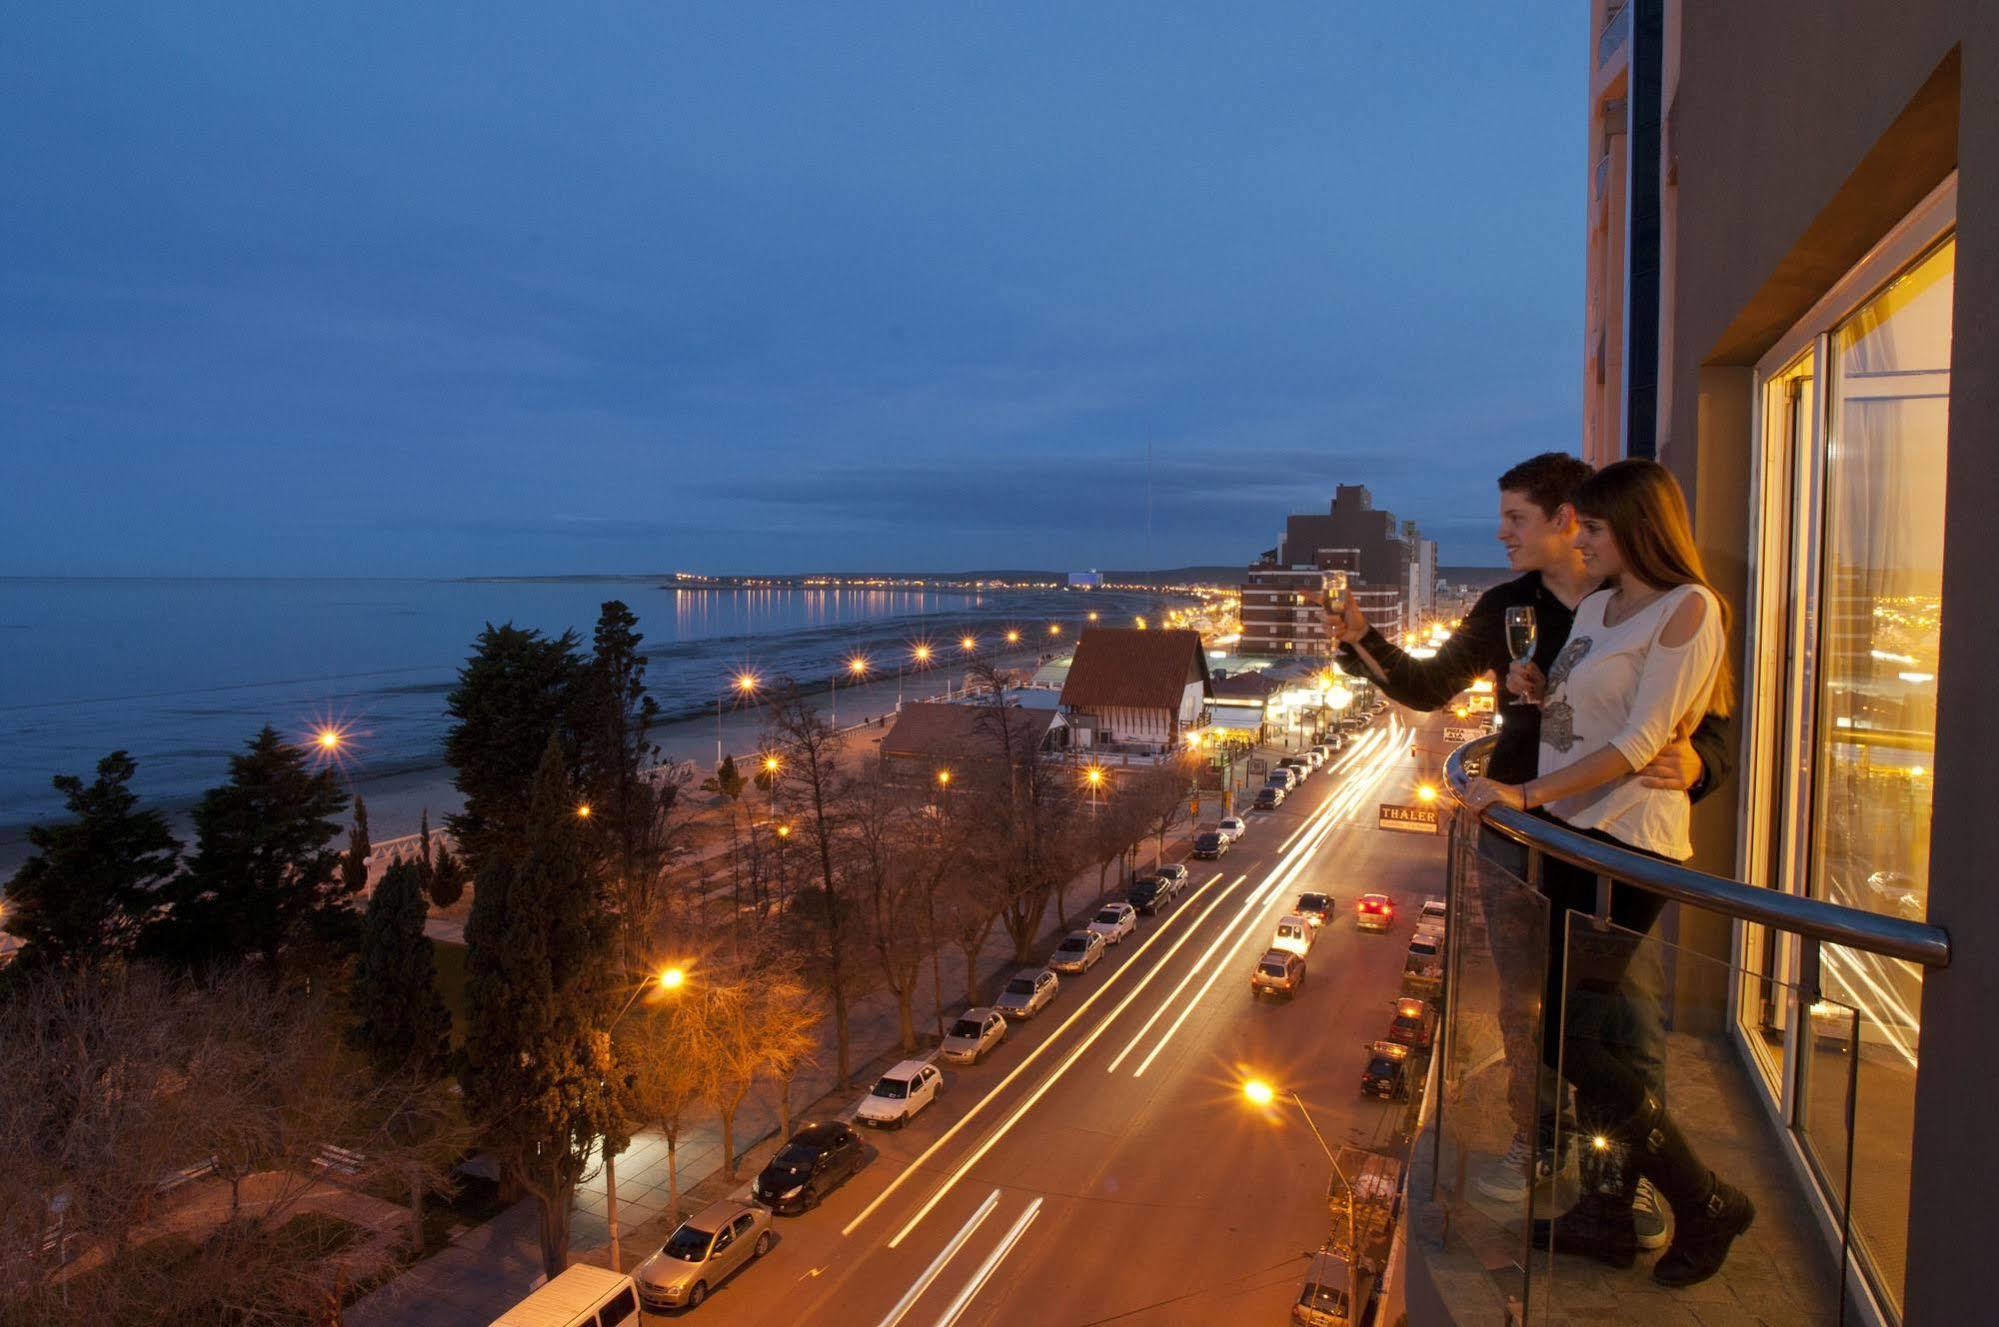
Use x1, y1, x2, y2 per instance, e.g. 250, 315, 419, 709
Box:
1498, 452, 1593, 520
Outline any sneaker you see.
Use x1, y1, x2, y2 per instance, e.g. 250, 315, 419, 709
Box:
1476, 1130, 1563, 1202
1652, 1181, 1755, 1287
1632, 1176, 1671, 1250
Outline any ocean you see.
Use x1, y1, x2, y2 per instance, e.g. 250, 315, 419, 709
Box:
0, 577, 1164, 867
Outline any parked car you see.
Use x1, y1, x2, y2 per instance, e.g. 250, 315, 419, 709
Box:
1385, 996, 1435, 1051
1049, 929, 1107, 974
1254, 785, 1285, 811
1310, 743, 1335, 764
940, 1007, 1008, 1065
1355, 893, 1395, 932
1359, 1041, 1412, 1100
1155, 864, 1190, 893
1266, 768, 1298, 792
1271, 913, 1315, 957
751, 1121, 865, 1213
856, 1060, 942, 1128
634, 1200, 773, 1312
1126, 876, 1169, 914
496, 1265, 637, 1327
1087, 902, 1138, 946
1294, 891, 1334, 928
1404, 934, 1443, 978
1218, 815, 1248, 842
1277, 758, 1309, 783
1192, 829, 1229, 859
1292, 1248, 1362, 1326
1250, 948, 1307, 999
995, 967, 1059, 1019
1418, 899, 1447, 934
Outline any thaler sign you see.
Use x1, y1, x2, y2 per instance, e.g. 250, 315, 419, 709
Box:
1378, 802, 1441, 834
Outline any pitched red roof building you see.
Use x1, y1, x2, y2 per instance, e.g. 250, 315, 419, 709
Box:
1057, 628, 1213, 752
879, 700, 1063, 779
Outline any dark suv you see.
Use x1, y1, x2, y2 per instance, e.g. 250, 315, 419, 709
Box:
1127, 876, 1168, 914
751, 1121, 865, 1214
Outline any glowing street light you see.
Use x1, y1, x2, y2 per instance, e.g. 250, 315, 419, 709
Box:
315, 726, 343, 752
575, 803, 593, 820
1135, 616, 1148, 630
1241, 1076, 1356, 1308
1416, 784, 1439, 804
960, 634, 977, 652
1005, 629, 1022, 645
936, 768, 952, 788
1048, 623, 1062, 637
832, 654, 871, 728
1243, 1078, 1275, 1107
1087, 610, 1100, 622
912, 643, 933, 664
658, 966, 687, 992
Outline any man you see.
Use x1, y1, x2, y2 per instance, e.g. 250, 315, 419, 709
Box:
1328, 451, 1734, 1262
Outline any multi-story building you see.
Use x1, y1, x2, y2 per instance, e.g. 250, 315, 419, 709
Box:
1265, 484, 1421, 644
1408, 6, 1992, 1325
1236, 562, 1348, 656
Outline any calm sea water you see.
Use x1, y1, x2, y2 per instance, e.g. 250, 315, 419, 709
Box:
0, 577, 1157, 858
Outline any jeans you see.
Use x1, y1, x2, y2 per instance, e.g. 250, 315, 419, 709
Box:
1474, 824, 1668, 1139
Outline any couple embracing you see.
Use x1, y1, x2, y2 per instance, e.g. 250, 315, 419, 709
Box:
1327, 453, 1753, 1288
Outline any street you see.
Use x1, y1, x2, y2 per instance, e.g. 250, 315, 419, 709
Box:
649, 710, 1451, 1325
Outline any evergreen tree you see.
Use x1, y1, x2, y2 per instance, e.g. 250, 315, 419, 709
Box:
700, 754, 746, 802
445, 623, 583, 872
461, 737, 621, 1276
2, 751, 180, 974
573, 601, 667, 949
430, 843, 467, 908
144, 726, 354, 975
342, 794, 372, 898
353, 859, 450, 1077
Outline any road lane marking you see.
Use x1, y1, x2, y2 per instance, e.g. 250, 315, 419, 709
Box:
930, 1198, 1043, 1327
1131, 726, 1407, 1078
883, 876, 1256, 1247
840, 870, 1231, 1238
873, 1189, 1000, 1327
1276, 728, 1385, 854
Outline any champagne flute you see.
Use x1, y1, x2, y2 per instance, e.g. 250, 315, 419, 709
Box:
1504, 606, 1539, 706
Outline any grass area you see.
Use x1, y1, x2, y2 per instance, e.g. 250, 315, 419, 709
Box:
432, 938, 469, 1048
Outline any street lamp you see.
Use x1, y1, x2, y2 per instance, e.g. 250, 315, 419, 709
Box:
719, 671, 761, 765
960, 634, 977, 653
576, 803, 592, 820
602, 964, 688, 1270
901, 642, 933, 706
314, 726, 343, 753
1243, 1078, 1358, 1312
1084, 764, 1105, 815
1005, 628, 1022, 646
833, 654, 870, 727
1416, 783, 1439, 804
1048, 623, 1062, 637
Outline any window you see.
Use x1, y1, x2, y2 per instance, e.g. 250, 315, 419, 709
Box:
598, 1287, 637, 1326
1743, 178, 1953, 1320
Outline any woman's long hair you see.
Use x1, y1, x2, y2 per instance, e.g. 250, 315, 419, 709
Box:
1574, 458, 1734, 717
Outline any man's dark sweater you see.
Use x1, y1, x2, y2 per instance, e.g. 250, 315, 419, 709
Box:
1334, 571, 1733, 797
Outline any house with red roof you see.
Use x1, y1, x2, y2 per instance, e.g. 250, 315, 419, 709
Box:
1056, 628, 1213, 754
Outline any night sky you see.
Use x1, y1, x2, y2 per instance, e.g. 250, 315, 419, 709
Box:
3, 4, 1580, 576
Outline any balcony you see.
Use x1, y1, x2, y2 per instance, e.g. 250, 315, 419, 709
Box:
1597, 2, 1632, 70
1398, 734, 1948, 1325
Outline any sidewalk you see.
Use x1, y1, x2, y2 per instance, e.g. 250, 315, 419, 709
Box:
348, 816, 1191, 1327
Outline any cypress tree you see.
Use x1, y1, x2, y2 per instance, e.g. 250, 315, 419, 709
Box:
461, 736, 620, 1276
353, 858, 451, 1077
429, 843, 467, 909
444, 623, 582, 873
3, 751, 180, 974
342, 795, 373, 898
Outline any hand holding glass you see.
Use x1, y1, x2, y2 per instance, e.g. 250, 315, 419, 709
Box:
1504, 606, 1540, 706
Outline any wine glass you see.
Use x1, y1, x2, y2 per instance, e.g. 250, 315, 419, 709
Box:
1504, 606, 1539, 706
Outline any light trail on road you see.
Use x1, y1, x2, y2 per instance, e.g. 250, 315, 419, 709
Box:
872, 1189, 1000, 1327
1129, 724, 1406, 1078
929, 1198, 1043, 1327
841, 870, 1232, 1239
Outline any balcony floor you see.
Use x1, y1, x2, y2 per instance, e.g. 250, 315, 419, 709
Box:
1408, 1027, 1850, 1325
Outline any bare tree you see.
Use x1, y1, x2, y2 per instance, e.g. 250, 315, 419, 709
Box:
849, 764, 934, 1051
621, 990, 709, 1225
768, 683, 864, 1086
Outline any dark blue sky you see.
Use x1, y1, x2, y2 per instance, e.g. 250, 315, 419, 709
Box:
3, 4, 1579, 576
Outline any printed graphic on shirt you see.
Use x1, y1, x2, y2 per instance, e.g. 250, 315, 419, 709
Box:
1542, 635, 1593, 754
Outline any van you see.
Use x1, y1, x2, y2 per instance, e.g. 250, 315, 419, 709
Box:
491, 1263, 638, 1327
1272, 913, 1315, 957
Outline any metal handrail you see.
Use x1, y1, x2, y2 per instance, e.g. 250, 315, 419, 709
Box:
1443, 734, 1950, 969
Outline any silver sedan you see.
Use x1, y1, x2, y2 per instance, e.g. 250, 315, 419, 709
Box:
634, 1199, 773, 1312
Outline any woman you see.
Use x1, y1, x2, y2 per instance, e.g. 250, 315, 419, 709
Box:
1464, 458, 1751, 1287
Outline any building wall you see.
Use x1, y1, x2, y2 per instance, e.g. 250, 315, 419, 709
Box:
1657, 4, 1994, 1316
1239, 564, 1344, 655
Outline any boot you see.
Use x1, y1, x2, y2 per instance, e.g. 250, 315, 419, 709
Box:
1628, 1094, 1756, 1287
1532, 1133, 1638, 1268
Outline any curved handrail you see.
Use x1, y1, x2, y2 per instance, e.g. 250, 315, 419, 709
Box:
1443, 734, 1950, 969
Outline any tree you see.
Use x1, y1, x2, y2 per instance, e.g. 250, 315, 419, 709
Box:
769, 685, 863, 1085
700, 753, 747, 802
354, 859, 451, 1078
445, 623, 583, 872
574, 601, 675, 960
144, 726, 353, 976
1136, 761, 1197, 867
963, 666, 1083, 961
2, 750, 179, 974
850, 765, 934, 1052
621, 994, 709, 1225
460, 737, 621, 1277
429, 841, 468, 908
342, 794, 372, 898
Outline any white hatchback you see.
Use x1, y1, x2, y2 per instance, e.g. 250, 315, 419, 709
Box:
1087, 902, 1138, 946
856, 1060, 942, 1128
1271, 913, 1315, 957
1218, 816, 1248, 842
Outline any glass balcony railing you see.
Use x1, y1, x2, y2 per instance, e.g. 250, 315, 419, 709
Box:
1597, 2, 1632, 69
1403, 734, 1949, 1325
